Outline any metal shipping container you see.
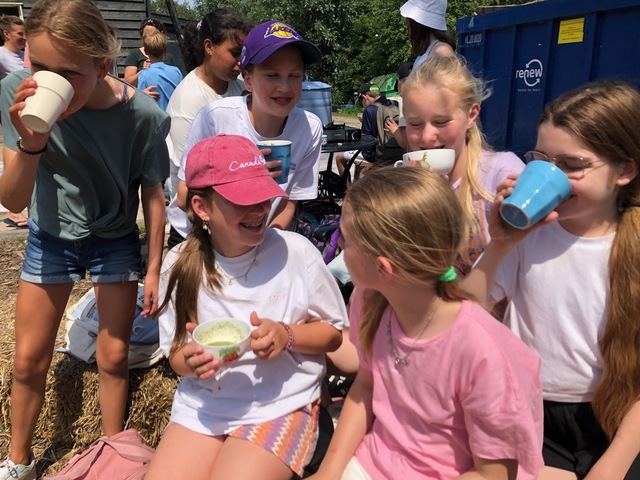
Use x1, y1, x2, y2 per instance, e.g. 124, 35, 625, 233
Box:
457, 0, 640, 156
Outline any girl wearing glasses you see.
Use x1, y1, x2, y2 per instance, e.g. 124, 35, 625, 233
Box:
464, 81, 640, 480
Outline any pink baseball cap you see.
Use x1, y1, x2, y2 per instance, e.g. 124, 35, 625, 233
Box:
185, 134, 288, 206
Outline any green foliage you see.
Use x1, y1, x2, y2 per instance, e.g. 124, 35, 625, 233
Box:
181, 0, 537, 103
150, 0, 199, 20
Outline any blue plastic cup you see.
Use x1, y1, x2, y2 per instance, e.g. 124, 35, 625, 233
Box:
256, 140, 292, 185
499, 160, 572, 229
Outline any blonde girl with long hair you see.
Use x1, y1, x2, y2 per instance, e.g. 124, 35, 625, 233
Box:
402, 54, 525, 272
464, 81, 640, 479
310, 167, 543, 480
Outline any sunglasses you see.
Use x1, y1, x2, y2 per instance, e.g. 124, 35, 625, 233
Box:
140, 18, 164, 33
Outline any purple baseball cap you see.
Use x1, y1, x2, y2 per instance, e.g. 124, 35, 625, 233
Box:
240, 20, 322, 71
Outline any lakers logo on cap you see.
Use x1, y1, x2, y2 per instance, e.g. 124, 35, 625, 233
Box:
264, 22, 299, 40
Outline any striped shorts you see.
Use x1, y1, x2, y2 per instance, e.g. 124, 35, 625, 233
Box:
229, 400, 320, 476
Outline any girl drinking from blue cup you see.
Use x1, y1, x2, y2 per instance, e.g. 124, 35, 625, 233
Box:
464, 81, 640, 479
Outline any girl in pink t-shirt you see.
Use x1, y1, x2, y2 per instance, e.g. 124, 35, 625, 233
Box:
310, 167, 543, 480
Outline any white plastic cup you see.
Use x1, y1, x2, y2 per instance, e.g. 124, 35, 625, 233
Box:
21, 71, 74, 133
394, 149, 455, 175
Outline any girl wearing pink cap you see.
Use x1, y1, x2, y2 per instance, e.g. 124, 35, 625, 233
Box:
147, 134, 347, 480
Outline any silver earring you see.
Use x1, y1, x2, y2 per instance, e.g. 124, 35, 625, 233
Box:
202, 219, 211, 235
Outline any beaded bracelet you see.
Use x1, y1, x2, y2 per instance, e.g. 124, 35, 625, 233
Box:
278, 321, 294, 351
17, 138, 47, 155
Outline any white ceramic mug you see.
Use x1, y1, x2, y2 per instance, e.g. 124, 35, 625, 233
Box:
21, 71, 74, 133
394, 149, 455, 175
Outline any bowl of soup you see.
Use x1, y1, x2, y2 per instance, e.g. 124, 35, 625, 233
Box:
192, 318, 252, 364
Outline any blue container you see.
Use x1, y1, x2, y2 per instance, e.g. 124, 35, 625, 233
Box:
457, 0, 640, 157
298, 81, 332, 126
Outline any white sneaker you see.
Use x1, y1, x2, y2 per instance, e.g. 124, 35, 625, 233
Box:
0, 454, 36, 480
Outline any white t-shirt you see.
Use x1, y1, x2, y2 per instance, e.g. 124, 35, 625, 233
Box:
166, 69, 245, 169
167, 95, 322, 238
491, 220, 614, 403
165, 70, 244, 218
158, 228, 347, 435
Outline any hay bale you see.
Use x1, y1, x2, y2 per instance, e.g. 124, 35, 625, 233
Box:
0, 240, 180, 475
35, 357, 179, 475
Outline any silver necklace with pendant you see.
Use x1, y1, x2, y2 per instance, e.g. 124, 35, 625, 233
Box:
386, 298, 442, 366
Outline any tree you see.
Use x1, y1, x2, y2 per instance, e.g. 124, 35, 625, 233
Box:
186, 0, 536, 103
150, 0, 198, 20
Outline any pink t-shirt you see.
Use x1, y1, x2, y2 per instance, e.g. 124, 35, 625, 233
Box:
453, 150, 525, 267
350, 292, 544, 480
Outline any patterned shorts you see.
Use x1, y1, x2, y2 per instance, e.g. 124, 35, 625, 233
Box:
229, 400, 320, 476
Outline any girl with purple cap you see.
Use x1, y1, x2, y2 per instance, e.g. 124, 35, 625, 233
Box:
147, 134, 346, 479
174, 20, 324, 233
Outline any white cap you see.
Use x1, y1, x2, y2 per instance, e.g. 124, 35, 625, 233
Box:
400, 0, 447, 31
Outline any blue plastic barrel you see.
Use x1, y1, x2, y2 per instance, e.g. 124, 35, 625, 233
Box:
298, 81, 333, 126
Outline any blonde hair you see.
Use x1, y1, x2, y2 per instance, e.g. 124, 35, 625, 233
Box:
142, 30, 167, 58
541, 81, 640, 440
402, 55, 493, 237
343, 167, 472, 357
26, 0, 120, 62
156, 188, 224, 355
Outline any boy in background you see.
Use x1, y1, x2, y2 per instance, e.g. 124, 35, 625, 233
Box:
138, 30, 183, 110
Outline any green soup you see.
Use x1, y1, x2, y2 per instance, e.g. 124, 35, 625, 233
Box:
199, 321, 245, 346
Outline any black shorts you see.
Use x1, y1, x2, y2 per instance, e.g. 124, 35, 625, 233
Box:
543, 400, 640, 479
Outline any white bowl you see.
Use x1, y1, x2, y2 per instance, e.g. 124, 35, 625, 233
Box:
394, 148, 455, 174
192, 318, 252, 364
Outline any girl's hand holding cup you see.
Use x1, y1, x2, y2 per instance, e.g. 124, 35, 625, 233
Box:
257, 147, 283, 181
12, 71, 74, 152
9, 76, 51, 150
249, 311, 286, 360
489, 174, 559, 249
184, 322, 222, 379
257, 140, 292, 185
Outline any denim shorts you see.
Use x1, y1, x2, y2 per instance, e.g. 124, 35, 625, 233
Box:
21, 218, 142, 284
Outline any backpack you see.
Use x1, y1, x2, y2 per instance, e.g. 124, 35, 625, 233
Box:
373, 100, 405, 164
295, 199, 342, 264
42, 429, 154, 480
64, 284, 163, 369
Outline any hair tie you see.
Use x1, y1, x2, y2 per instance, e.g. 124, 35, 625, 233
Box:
438, 266, 457, 282
619, 202, 640, 212
196, 20, 202, 30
